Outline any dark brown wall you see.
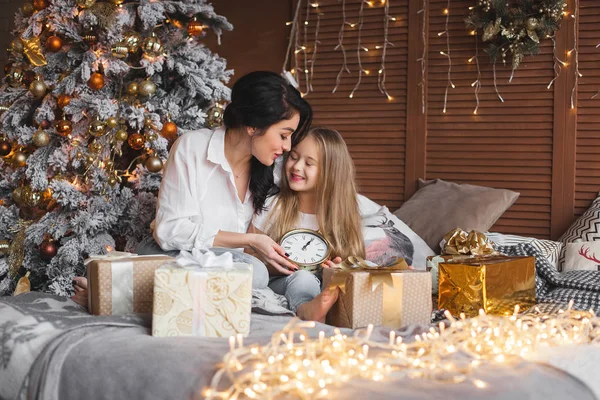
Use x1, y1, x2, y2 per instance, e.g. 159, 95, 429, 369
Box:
204, 0, 291, 83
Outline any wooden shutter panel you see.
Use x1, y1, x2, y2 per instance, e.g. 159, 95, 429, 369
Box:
575, 1, 600, 216
426, 0, 554, 238
297, 0, 409, 210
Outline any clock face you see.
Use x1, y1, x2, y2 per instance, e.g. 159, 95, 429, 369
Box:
280, 230, 330, 267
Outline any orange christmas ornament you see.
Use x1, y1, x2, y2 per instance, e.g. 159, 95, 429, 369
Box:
46, 35, 63, 52
127, 132, 145, 150
55, 116, 72, 137
33, 0, 48, 11
188, 17, 204, 37
88, 72, 105, 91
160, 120, 178, 141
57, 94, 71, 109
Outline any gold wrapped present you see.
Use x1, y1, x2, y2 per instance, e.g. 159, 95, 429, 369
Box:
322, 257, 432, 329
152, 262, 252, 338
86, 252, 174, 316
438, 255, 536, 318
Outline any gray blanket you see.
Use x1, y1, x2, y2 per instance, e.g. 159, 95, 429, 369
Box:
1, 293, 598, 400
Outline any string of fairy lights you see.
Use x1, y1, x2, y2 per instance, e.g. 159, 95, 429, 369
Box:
281, 0, 593, 113
204, 303, 600, 399
283, 0, 399, 100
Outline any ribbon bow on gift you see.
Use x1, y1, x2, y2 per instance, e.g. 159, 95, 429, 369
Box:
328, 256, 409, 293
175, 248, 235, 268
441, 228, 495, 256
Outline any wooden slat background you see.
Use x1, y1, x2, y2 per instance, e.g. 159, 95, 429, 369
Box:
297, 0, 409, 210
575, 0, 600, 216
297, 0, 600, 240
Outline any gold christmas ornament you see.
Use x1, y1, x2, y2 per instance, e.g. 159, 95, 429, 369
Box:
12, 186, 24, 206
12, 151, 28, 167
111, 41, 129, 59
55, 117, 73, 137
22, 185, 42, 208
88, 118, 107, 137
32, 129, 50, 147
105, 160, 114, 169
76, 0, 96, 8
6, 67, 24, 87
10, 38, 24, 53
160, 120, 178, 141
145, 156, 163, 172
138, 79, 157, 97
126, 82, 138, 96
29, 77, 47, 99
188, 17, 205, 37
21, 37, 47, 67
33, 0, 49, 11
88, 72, 105, 90
88, 140, 102, 153
0, 138, 12, 157
124, 32, 141, 53
127, 132, 145, 150
84, 155, 96, 166
22, 3, 34, 16
141, 33, 163, 57
46, 35, 63, 52
107, 175, 118, 186
82, 30, 98, 46
109, 0, 124, 4
145, 131, 158, 142
106, 117, 118, 128
114, 129, 128, 142
57, 94, 71, 109
206, 103, 225, 128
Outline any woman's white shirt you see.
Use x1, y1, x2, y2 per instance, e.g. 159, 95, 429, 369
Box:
153, 127, 254, 251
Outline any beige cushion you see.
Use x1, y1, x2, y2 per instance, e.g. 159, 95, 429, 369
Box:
393, 179, 519, 252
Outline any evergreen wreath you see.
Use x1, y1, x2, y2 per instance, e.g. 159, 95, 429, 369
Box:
466, 0, 567, 70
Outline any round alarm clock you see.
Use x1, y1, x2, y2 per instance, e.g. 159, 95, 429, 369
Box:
279, 229, 331, 270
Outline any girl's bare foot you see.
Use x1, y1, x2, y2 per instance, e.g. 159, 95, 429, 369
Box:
296, 287, 339, 323
71, 277, 88, 309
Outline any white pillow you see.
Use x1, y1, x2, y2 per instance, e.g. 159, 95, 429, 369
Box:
485, 232, 563, 271
564, 241, 600, 272
357, 194, 382, 217
362, 206, 435, 269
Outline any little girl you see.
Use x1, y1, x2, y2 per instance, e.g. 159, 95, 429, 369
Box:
251, 127, 365, 322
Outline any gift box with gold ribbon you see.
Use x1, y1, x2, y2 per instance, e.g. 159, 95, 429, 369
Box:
437, 255, 536, 318
441, 228, 496, 256
322, 257, 432, 329
152, 250, 252, 338
86, 252, 174, 316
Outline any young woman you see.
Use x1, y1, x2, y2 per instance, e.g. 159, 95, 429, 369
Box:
71, 71, 312, 307
251, 127, 365, 323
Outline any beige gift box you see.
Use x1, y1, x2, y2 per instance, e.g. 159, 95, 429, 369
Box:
152, 262, 252, 338
323, 268, 432, 329
86, 254, 174, 316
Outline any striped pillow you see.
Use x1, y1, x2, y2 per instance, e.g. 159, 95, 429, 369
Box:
485, 232, 563, 272
558, 193, 600, 272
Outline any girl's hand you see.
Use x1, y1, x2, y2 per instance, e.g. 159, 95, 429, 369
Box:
322, 256, 342, 269
71, 277, 88, 309
250, 234, 298, 275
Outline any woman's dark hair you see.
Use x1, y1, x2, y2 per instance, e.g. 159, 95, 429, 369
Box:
223, 71, 312, 213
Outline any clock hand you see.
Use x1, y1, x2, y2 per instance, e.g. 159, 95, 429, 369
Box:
302, 238, 315, 251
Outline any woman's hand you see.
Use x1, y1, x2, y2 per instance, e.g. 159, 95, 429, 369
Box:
250, 234, 298, 275
322, 256, 342, 269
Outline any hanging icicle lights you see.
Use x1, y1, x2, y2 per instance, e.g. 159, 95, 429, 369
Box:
438, 1, 454, 113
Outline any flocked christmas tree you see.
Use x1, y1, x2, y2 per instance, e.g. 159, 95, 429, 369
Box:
0, 0, 232, 296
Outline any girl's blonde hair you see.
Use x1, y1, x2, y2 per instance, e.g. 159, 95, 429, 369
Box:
266, 127, 365, 259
